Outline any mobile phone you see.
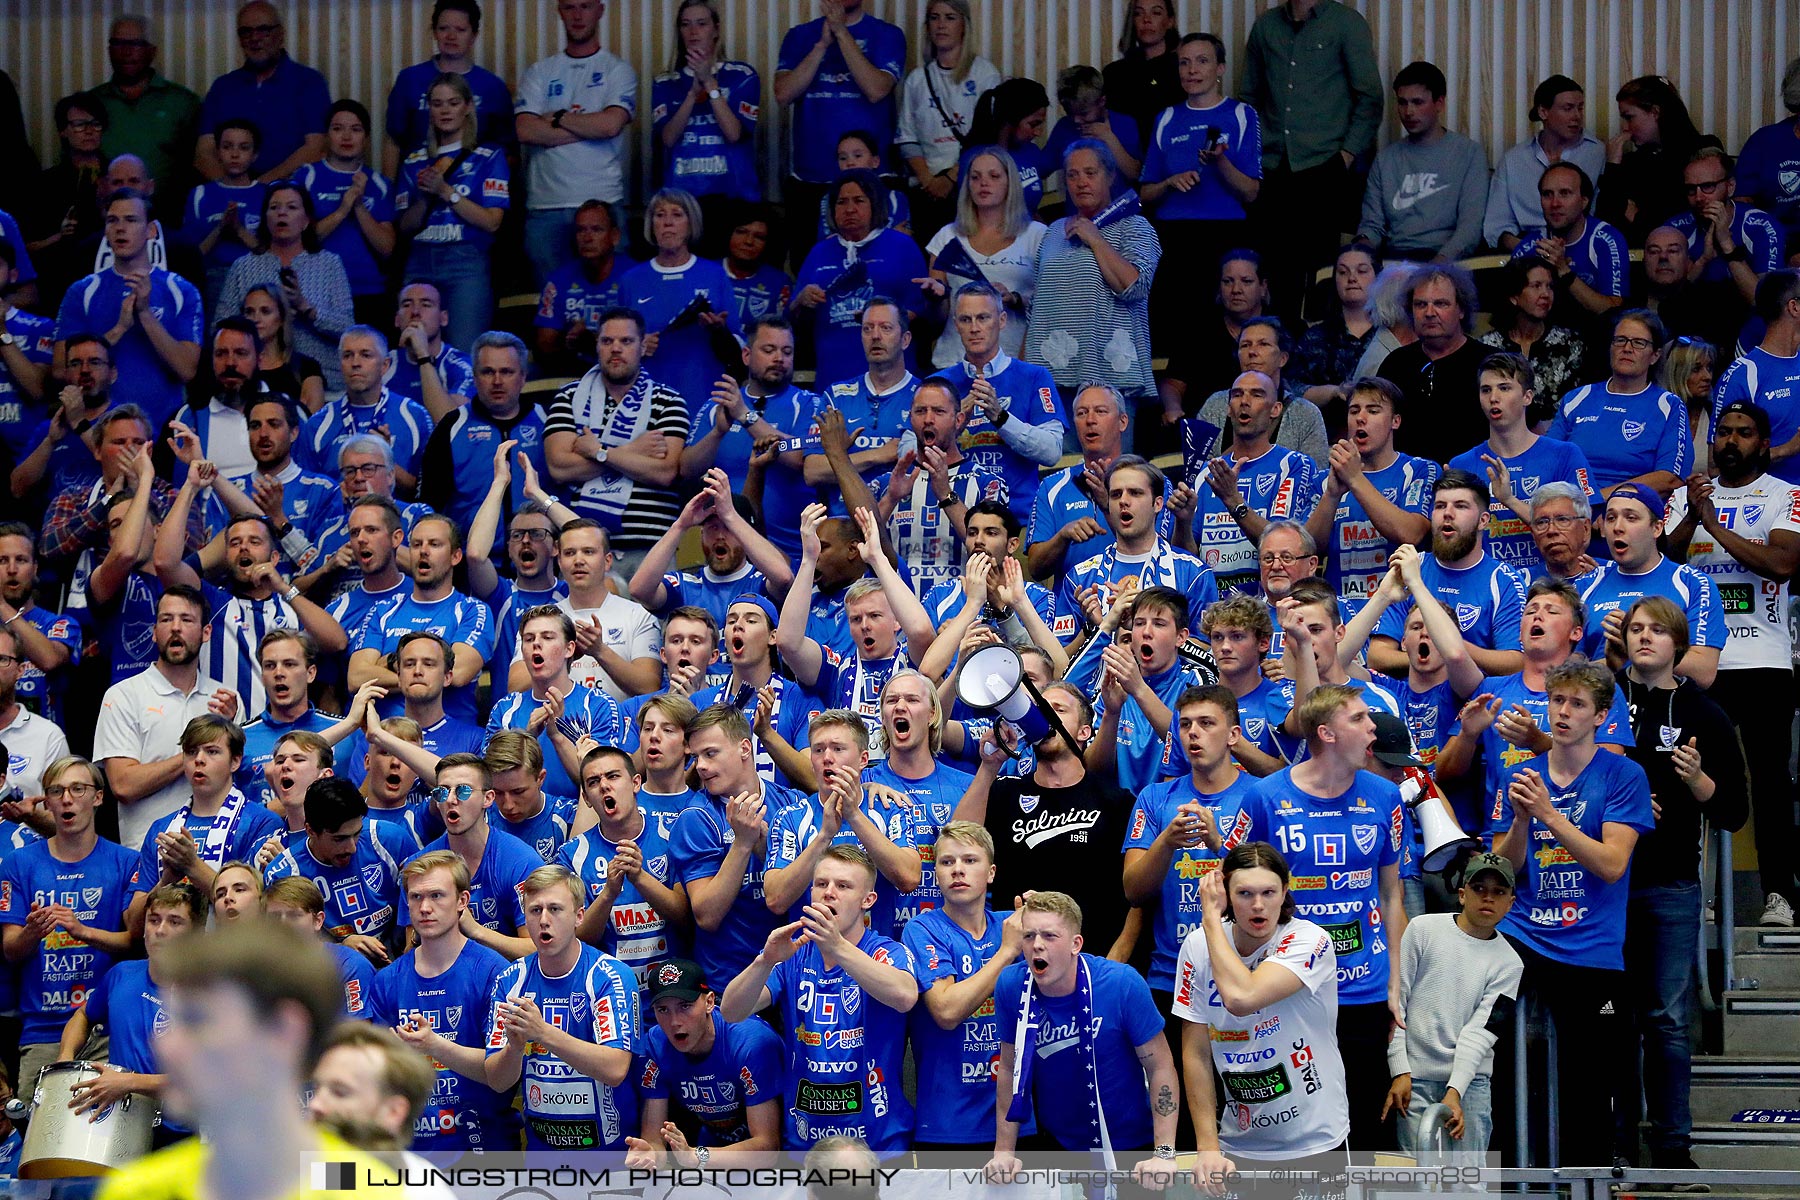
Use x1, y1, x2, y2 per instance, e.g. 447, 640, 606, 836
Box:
279, 266, 297, 286
732, 682, 756, 710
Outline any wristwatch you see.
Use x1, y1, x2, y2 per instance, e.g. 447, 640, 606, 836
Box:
707, 87, 723, 100
695, 1146, 711, 1167
743, 409, 764, 427
0, 332, 14, 348
550, 109, 567, 130
1229, 502, 1250, 520
1153, 1145, 1176, 1161
592, 444, 610, 467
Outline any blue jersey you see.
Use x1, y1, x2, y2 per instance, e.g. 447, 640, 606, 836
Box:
1125, 772, 1258, 991
802, 374, 918, 530
534, 257, 638, 365
726, 262, 793, 331
777, 14, 906, 183
1448, 437, 1595, 578
82, 959, 188, 1133
1237, 676, 1303, 765
1325, 454, 1440, 612
1092, 657, 1218, 794
861, 758, 974, 931
55, 268, 204, 428
369, 938, 519, 1151
361, 799, 439, 857
1737, 117, 1800, 248
651, 62, 762, 200
817, 646, 912, 756
263, 826, 407, 943
766, 928, 916, 1154
0, 822, 42, 1015
0, 310, 55, 463
218, 465, 343, 569
1195, 446, 1325, 595
795, 231, 927, 385
668, 784, 804, 987
1401, 679, 1459, 773
354, 590, 496, 725
396, 143, 510, 251
342, 715, 486, 791
486, 943, 643, 1151
657, 564, 774, 655
617, 257, 741, 409
1577, 557, 1723, 661
1143, 98, 1263, 221
385, 60, 516, 158
402, 830, 542, 933
1243, 767, 1403, 1005
298, 388, 432, 481
385, 344, 475, 408
296, 160, 397, 295
1453, 670, 1636, 832
1057, 539, 1221, 641
1550, 382, 1691, 490
1030, 464, 1174, 581
182, 179, 265, 274
931, 355, 1067, 523
129, 793, 286, 895
237, 709, 343, 808
1492, 749, 1654, 970
768, 792, 918, 936
1714, 346, 1800, 486
193, 583, 302, 717
870, 460, 1008, 601
556, 817, 683, 983
1668, 204, 1785, 282
91, 572, 163, 686
487, 682, 622, 801
688, 382, 820, 557
0, 838, 138, 1041
690, 676, 815, 792
638, 788, 700, 843
488, 578, 569, 679
924, 578, 1069, 646
329, 941, 378, 1018
640, 1010, 785, 1146
320, 574, 408, 635
8, 606, 80, 726
1512, 217, 1628, 299
901, 907, 1021, 1143
1376, 552, 1527, 654
994, 954, 1164, 1151
495, 793, 582, 864
1273, 674, 1404, 765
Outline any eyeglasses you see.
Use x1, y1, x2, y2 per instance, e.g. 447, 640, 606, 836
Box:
428, 783, 476, 806
1532, 514, 1584, 532
0, 655, 19, 667
45, 783, 98, 799
1259, 552, 1317, 566
339, 463, 389, 479
238, 22, 281, 36
509, 529, 553, 543
107, 39, 151, 50
64, 119, 104, 131
1683, 178, 1729, 195
1611, 336, 1656, 351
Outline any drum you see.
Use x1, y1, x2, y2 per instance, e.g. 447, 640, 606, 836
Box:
19, 1061, 156, 1178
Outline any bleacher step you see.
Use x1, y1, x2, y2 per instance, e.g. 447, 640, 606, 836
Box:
1733, 927, 1800, 955
1721, 992, 1800, 1054
1690, 1121, 1800, 1172
1691, 1056, 1800, 1122
1731, 953, 1800, 991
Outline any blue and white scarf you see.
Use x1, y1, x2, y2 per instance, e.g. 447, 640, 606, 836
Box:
1008, 956, 1115, 1176
565, 370, 658, 523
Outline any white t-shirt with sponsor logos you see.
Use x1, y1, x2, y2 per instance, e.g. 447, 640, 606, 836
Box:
1666, 473, 1800, 671
1172, 917, 1347, 1160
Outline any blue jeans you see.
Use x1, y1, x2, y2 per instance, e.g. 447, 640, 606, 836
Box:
404, 240, 492, 355
1403, 874, 1427, 919
1620, 879, 1700, 1161
1400, 1074, 1495, 1154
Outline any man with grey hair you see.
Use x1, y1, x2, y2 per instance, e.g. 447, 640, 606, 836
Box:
1027, 383, 1170, 580
83, 14, 202, 197
1526, 482, 1598, 582
297, 325, 431, 490
195, 0, 330, 183
420, 330, 549, 539
1376, 264, 1489, 463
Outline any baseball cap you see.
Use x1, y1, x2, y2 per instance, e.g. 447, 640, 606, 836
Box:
729, 593, 780, 627
1461, 852, 1516, 890
1370, 712, 1422, 767
1607, 481, 1665, 522
1717, 399, 1773, 441
647, 959, 709, 1003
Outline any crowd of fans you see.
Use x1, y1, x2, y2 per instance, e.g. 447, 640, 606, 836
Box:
0, 0, 1799, 1192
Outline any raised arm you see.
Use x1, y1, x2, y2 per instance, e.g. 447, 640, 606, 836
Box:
775, 505, 829, 687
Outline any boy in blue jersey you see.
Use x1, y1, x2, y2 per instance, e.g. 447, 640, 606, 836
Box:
127, 714, 284, 933
1060, 456, 1219, 640
262, 777, 406, 963
1368, 470, 1527, 680
1200, 596, 1298, 774
900, 823, 1024, 1154
1449, 353, 1596, 579
347, 514, 497, 727
861, 671, 974, 930
670, 706, 805, 990
633, 694, 703, 841
487, 606, 622, 798
721, 845, 921, 1157
766, 708, 922, 936
1305, 377, 1437, 614
485, 864, 642, 1152
1196, 370, 1325, 596
561, 744, 688, 987
616, 608, 719, 744
485, 732, 586, 863
1491, 656, 1653, 1164
262, 876, 378, 1019
924, 507, 1071, 649
227, 395, 346, 560
56, 881, 204, 1142
1244, 684, 1408, 1150
183, 121, 264, 297
625, 959, 785, 1167
1088, 586, 1218, 793
1277, 581, 1405, 751
1577, 484, 1722, 688
373, 849, 519, 1152
631, 474, 792, 646
0, 755, 138, 1085
690, 597, 814, 792
1712, 271, 1800, 485
988, 891, 1179, 1186
238, 629, 341, 807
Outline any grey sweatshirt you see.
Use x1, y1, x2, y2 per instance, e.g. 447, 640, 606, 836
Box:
1358, 131, 1491, 261
1387, 913, 1524, 1094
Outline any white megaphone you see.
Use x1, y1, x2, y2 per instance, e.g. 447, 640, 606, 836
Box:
1400, 773, 1479, 874
955, 643, 1080, 758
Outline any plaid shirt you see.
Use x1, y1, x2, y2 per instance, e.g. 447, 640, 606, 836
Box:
41, 476, 206, 564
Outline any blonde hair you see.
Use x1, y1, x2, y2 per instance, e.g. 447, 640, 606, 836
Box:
426, 71, 478, 153
484, 729, 544, 776
880, 668, 944, 754
402, 848, 471, 896
935, 820, 995, 862
1201, 595, 1274, 642
1020, 890, 1083, 933
264, 875, 326, 915
1292, 683, 1365, 751
519, 864, 585, 909
318, 1022, 435, 1143
922, 0, 976, 81
41, 755, 103, 794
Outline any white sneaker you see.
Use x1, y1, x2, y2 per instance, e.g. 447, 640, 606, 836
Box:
1762, 893, 1795, 927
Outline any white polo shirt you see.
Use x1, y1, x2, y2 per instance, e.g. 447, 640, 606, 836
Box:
0, 708, 71, 800
93, 666, 239, 851
515, 48, 638, 208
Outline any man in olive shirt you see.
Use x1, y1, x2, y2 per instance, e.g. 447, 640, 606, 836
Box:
80, 15, 202, 196
1240, 0, 1384, 316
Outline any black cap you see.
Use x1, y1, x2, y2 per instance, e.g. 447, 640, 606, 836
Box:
1717, 400, 1773, 441
647, 958, 709, 1003
1370, 712, 1422, 767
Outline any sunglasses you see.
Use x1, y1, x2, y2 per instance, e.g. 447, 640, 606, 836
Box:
428, 783, 477, 806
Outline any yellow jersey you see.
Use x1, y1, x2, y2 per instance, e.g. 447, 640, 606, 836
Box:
96, 1130, 394, 1200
